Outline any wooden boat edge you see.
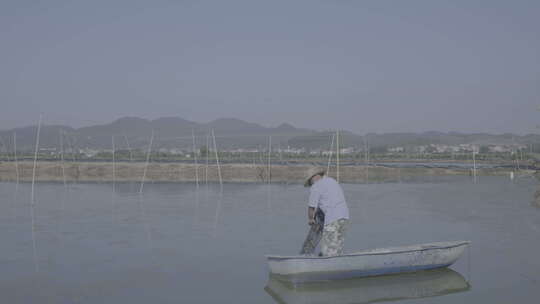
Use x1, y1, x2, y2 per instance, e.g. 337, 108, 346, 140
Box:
266, 240, 471, 261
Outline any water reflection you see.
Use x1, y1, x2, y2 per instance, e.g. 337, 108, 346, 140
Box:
533, 185, 540, 208
265, 268, 470, 304
212, 190, 223, 238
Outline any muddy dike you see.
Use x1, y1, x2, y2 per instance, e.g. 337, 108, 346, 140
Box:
0, 161, 521, 183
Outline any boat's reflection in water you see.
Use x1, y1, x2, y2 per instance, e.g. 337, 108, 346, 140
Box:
264, 268, 470, 304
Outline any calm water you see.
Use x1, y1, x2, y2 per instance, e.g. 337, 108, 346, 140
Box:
1, 176, 539, 303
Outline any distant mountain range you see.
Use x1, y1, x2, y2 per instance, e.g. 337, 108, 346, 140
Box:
0, 116, 539, 152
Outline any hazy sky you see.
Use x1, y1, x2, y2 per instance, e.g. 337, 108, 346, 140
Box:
1, 0, 538, 134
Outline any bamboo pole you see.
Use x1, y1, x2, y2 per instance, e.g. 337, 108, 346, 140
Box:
0, 137, 10, 161
267, 135, 272, 184
31, 114, 42, 204
67, 133, 77, 162
30, 114, 42, 273
13, 132, 19, 184
367, 137, 370, 166
139, 131, 154, 194
278, 142, 283, 162
516, 149, 520, 171
259, 144, 264, 166
211, 129, 223, 188
327, 133, 335, 177
364, 135, 369, 183
267, 136, 272, 213
472, 149, 477, 183
13, 132, 19, 222
192, 129, 199, 188
66, 132, 78, 185
336, 130, 340, 183
112, 135, 116, 189
111, 135, 116, 223
205, 132, 209, 185
124, 135, 133, 162
59, 130, 67, 188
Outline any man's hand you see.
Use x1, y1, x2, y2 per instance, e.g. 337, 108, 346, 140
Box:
308, 218, 316, 226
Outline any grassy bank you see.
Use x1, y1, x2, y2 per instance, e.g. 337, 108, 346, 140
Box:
0, 161, 524, 184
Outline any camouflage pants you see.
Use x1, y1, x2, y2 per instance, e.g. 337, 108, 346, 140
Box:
321, 219, 348, 257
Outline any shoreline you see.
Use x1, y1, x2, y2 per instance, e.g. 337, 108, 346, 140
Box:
0, 161, 526, 184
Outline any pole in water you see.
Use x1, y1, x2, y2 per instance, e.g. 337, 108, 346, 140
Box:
267, 135, 272, 184
364, 135, 369, 183
139, 130, 154, 194
31, 114, 42, 205
211, 129, 223, 188
0, 137, 10, 161
205, 132, 209, 185
14, 132, 19, 184
30, 114, 42, 273
327, 133, 335, 177
278, 142, 282, 162
515, 149, 520, 171
124, 134, 133, 162
112, 135, 116, 190
336, 130, 340, 183
192, 129, 199, 188
59, 130, 67, 189
472, 150, 477, 183
13, 132, 20, 222
66, 133, 78, 185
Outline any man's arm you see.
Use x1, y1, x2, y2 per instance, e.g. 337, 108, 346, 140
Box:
308, 206, 316, 225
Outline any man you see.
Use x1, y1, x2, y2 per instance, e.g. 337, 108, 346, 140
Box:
305, 167, 350, 256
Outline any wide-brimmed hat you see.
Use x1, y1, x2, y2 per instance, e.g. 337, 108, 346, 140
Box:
304, 166, 325, 187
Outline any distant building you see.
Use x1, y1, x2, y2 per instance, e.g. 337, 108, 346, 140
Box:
414, 146, 427, 153
169, 148, 184, 155
283, 147, 305, 154
388, 146, 405, 153
340, 147, 355, 154
489, 144, 526, 153
321, 147, 355, 155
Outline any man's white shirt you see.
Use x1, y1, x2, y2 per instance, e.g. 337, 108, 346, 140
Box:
308, 176, 350, 225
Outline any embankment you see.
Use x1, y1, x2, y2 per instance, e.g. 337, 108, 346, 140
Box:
0, 161, 521, 184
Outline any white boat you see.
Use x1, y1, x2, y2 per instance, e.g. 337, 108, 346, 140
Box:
266, 241, 470, 283
265, 268, 470, 304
